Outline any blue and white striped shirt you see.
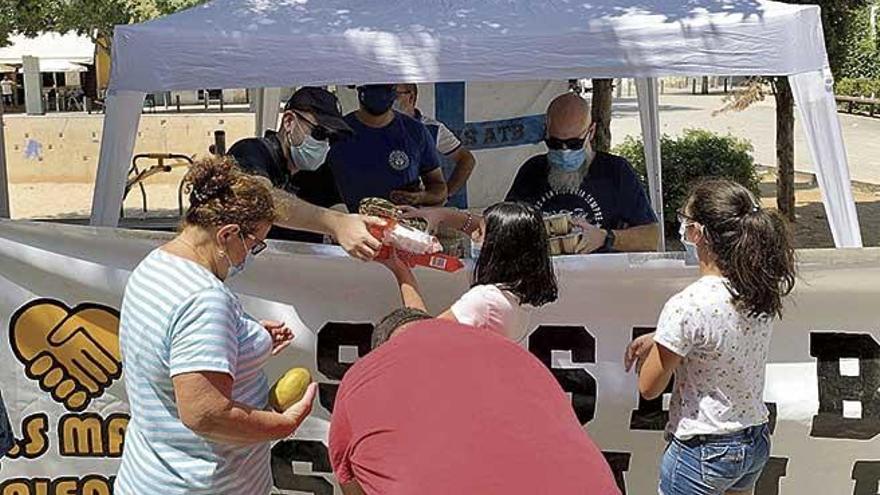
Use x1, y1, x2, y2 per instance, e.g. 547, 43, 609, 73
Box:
116, 249, 273, 494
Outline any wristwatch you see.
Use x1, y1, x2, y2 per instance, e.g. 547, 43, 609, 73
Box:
603, 229, 616, 252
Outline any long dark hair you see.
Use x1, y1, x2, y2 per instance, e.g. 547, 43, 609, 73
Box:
686, 179, 796, 318
474, 202, 558, 307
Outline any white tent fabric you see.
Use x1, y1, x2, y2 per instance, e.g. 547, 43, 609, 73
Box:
109, 0, 827, 90
0, 32, 95, 66
91, 0, 863, 248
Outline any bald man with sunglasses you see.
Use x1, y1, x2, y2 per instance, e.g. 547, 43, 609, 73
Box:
505, 93, 659, 253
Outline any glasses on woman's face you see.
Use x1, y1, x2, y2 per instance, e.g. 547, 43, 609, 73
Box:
241, 232, 268, 256
294, 111, 331, 142
676, 209, 695, 226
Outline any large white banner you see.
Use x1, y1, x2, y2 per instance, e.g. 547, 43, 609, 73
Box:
1, 220, 879, 494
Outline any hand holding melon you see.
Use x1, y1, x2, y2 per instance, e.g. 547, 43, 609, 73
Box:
269, 367, 313, 412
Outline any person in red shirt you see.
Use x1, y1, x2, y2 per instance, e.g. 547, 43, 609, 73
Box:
329, 308, 620, 495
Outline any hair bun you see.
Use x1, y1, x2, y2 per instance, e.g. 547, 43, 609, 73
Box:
185, 157, 236, 206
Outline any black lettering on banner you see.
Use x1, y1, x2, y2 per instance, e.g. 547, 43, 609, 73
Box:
628, 327, 671, 431
852, 461, 880, 495
4, 413, 49, 459
809, 332, 880, 439
528, 325, 597, 424
316, 322, 373, 413
271, 439, 334, 495
601, 451, 631, 494
754, 457, 788, 495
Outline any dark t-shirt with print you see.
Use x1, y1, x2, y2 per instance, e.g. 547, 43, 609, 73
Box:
505, 151, 657, 230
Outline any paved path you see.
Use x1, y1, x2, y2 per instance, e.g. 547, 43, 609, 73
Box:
608, 92, 880, 185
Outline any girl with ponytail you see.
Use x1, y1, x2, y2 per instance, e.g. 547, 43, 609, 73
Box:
624, 179, 796, 495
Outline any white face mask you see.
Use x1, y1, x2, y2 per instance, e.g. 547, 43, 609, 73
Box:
679, 221, 700, 260
288, 118, 330, 172
224, 233, 254, 280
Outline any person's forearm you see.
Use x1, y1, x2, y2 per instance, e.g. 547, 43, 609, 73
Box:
195, 401, 296, 445
393, 271, 428, 311
445, 151, 476, 196
613, 223, 660, 252
417, 180, 448, 207
430, 208, 482, 237
271, 188, 343, 235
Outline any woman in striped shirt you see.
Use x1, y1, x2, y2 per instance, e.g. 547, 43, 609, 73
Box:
116, 156, 316, 494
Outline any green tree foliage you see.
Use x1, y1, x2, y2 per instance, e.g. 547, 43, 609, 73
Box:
1, 0, 206, 48
614, 129, 760, 235
839, 3, 880, 79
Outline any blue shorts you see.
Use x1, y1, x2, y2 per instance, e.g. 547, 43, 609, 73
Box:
659, 423, 770, 495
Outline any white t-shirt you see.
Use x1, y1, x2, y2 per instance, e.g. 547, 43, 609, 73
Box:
420, 114, 462, 156
1, 80, 13, 96
450, 284, 531, 342
654, 275, 772, 440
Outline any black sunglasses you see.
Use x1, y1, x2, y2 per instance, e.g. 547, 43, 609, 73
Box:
294, 111, 331, 142
241, 232, 268, 256
544, 136, 588, 150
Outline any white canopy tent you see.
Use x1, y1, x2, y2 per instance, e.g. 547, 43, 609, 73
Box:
90, 0, 862, 247
0, 32, 95, 67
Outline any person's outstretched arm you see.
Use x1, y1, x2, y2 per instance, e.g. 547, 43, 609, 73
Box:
379, 251, 428, 311
268, 186, 384, 261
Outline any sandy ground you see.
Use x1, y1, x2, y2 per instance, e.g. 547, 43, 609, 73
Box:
9, 170, 880, 248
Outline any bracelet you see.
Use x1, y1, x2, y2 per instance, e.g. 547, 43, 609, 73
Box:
461, 212, 474, 234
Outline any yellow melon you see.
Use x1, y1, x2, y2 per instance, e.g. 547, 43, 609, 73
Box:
268, 367, 312, 412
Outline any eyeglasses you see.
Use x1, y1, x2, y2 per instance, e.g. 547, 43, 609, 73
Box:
241, 232, 268, 256
676, 209, 695, 226
294, 111, 331, 142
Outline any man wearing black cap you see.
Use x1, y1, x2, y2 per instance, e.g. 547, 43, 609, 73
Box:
325, 84, 448, 213
228, 87, 383, 260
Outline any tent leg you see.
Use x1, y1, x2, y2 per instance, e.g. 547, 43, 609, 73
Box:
635, 77, 665, 251
253, 87, 282, 138
89, 90, 146, 227
0, 99, 9, 218
789, 69, 862, 248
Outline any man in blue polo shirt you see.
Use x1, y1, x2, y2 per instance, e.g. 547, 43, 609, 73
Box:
326, 84, 447, 212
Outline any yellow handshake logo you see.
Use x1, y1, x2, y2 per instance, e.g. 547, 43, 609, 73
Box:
10, 299, 122, 411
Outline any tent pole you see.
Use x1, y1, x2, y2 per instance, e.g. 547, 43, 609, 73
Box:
789, 69, 862, 247
635, 77, 665, 251
89, 90, 146, 227
0, 98, 10, 218
254, 87, 282, 137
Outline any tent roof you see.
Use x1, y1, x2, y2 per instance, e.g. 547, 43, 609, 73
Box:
0, 33, 95, 66
111, 0, 828, 92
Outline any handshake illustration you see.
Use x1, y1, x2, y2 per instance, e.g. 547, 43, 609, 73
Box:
10, 299, 122, 411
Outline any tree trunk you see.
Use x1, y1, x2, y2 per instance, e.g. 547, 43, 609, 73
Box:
773, 76, 796, 222
701, 76, 710, 95
591, 78, 613, 153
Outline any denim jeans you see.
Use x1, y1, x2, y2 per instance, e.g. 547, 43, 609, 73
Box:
659, 423, 770, 495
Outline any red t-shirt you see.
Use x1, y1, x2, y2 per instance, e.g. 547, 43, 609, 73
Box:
329, 319, 620, 495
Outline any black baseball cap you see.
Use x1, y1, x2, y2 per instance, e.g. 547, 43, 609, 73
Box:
285, 87, 353, 137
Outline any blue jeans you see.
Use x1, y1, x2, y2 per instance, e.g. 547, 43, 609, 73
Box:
660, 423, 770, 495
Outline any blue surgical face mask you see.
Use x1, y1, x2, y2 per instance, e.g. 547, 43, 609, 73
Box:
287, 117, 330, 172
224, 233, 254, 280
548, 148, 587, 172
358, 85, 397, 116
